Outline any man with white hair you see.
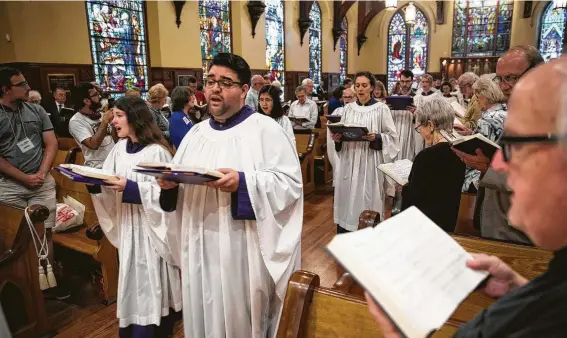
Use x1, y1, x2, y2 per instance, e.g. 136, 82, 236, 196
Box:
367, 56, 567, 338
28, 90, 41, 104
301, 78, 315, 100
456, 72, 481, 131
289, 85, 318, 129
245, 74, 264, 110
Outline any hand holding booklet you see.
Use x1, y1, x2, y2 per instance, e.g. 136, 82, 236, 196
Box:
440, 130, 500, 158
378, 159, 413, 186
326, 207, 488, 338
133, 162, 224, 185
327, 122, 370, 141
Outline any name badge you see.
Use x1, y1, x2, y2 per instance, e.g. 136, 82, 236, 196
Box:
17, 137, 34, 153
183, 116, 191, 125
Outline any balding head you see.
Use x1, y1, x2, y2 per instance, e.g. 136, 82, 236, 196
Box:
496, 45, 544, 99
251, 75, 265, 91
491, 57, 567, 251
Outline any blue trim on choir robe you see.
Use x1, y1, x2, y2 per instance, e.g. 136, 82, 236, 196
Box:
126, 138, 147, 154
118, 310, 180, 338
208, 105, 256, 131
122, 179, 142, 204
231, 171, 256, 220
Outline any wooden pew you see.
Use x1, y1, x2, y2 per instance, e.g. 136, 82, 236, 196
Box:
313, 104, 333, 185
0, 202, 50, 338
455, 193, 478, 236
51, 148, 119, 304
277, 270, 461, 338
57, 137, 78, 151
332, 210, 553, 328
295, 131, 317, 195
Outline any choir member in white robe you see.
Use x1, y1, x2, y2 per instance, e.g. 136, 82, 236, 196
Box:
157, 53, 303, 338
327, 87, 356, 186
332, 72, 399, 232
258, 84, 295, 141
87, 97, 182, 337
413, 73, 442, 108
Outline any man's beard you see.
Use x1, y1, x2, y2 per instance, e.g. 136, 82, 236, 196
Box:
90, 101, 102, 111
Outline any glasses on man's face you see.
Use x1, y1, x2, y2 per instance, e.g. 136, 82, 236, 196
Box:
498, 133, 566, 162
493, 68, 529, 86
12, 81, 29, 88
205, 78, 242, 90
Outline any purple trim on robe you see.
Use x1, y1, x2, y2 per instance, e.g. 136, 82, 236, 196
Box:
118, 311, 180, 338
122, 179, 142, 204
356, 98, 377, 106
159, 186, 179, 212
231, 172, 256, 220
126, 138, 147, 154
369, 136, 383, 151
209, 105, 256, 131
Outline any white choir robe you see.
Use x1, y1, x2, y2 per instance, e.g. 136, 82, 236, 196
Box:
390, 108, 424, 161
334, 101, 399, 231
327, 106, 344, 186
275, 115, 295, 141
169, 109, 303, 338
91, 139, 183, 328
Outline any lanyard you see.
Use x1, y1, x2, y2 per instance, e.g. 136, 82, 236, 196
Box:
0, 103, 28, 140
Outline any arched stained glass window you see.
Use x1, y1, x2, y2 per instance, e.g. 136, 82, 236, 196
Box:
386, 6, 429, 93
86, 0, 149, 94
199, 0, 232, 80
538, 3, 566, 62
452, 0, 514, 57
339, 18, 348, 84
265, 0, 285, 86
309, 2, 322, 89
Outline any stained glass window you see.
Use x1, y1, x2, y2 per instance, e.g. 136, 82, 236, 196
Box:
539, 3, 566, 62
86, 0, 149, 93
309, 2, 322, 89
386, 6, 429, 93
451, 0, 513, 57
339, 18, 348, 84
265, 0, 285, 86
199, 0, 232, 80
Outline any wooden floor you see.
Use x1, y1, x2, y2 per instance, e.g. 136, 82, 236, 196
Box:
53, 188, 338, 337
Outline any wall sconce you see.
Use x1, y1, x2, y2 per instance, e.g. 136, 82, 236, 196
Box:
385, 0, 398, 10
405, 2, 416, 25
442, 60, 447, 66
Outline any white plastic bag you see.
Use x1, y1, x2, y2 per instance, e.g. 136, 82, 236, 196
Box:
54, 196, 85, 232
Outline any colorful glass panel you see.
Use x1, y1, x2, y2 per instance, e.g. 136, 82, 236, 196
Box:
265, 0, 285, 86
409, 9, 428, 79
539, 3, 566, 62
387, 12, 408, 92
339, 18, 348, 84
309, 2, 322, 89
452, 0, 467, 56
199, 0, 232, 80
86, 0, 149, 93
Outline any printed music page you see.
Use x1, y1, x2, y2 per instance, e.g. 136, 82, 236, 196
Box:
327, 207, 488, 338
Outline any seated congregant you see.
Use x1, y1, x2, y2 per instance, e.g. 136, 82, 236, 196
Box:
146, 84, 170, 138
69, 82, 115, 168
245, 75, 264, 110
327, 86, 343, 115
124, 87, 142, 98
373, 80, 388, 103
288, 85, 318, 129
401, 98, 465, 232
28, 90, 41, 104
169, 86, 196, 149
258, 85, 294, 140
456, 72, 482, 131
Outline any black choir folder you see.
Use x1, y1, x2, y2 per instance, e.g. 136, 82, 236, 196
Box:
440, 130, 500, 158
385, 96, 414, 111
327, 123, 369, 141
133, 162, 224, 185
326, 207, 488, 338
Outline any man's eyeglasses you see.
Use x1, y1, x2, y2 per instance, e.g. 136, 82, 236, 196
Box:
498, 133, 566, 162
493, 69, 529, 86
205, 78, 242, 89
12, 81, 29, 88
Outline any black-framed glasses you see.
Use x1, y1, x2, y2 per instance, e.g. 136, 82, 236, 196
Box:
498, 133, 566, 162
493, 69, 529, 86
12, 81, 29, 88
414, 125, 423, 133
205, 78, 242, 89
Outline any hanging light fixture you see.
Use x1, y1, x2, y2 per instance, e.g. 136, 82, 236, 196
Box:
385, 0, 398, 10
554, 0, 567, 10
405, 2, 416, 25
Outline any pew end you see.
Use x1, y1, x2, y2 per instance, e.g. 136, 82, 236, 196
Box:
295, 132, 318, 195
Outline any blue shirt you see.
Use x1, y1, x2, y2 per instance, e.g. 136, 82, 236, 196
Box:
328, 97, 343, 115
169, 110, 194, 148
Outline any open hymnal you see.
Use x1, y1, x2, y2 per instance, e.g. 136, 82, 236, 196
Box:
378, 159, 413, 186
326, 207, 488, 338
133, 162, 224, 185
440, 130, 500, 158
327, 123, 369, 141
451, 101, 466, 118
56, 164, 119, 183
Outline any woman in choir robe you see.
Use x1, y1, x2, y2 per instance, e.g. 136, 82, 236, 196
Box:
327, 87, 356, 187
441, 81, 458, 104
88, 97, 182, 338
401, 98, 466, 232
461, 76, 507, 192
414, 74, 440, 107
373, 80, 388, 103
258, 84, 294, 140
332, 71, 399, 233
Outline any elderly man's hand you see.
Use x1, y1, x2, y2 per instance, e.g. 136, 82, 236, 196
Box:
467, 253, 528, 298
452, 148, 490, 173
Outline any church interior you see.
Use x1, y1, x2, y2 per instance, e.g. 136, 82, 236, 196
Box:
0, 0, 566, 337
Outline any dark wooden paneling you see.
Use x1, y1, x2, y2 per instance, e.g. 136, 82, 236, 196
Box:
285, 71, 310, 102
322, 72, 340, 99
150, 67, 203, 91
439, 57, 499, 80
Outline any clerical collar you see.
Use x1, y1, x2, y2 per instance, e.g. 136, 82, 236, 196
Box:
421, 90, 435, 96
356, 98, 377, 106
209, 105, 255, 131
126, 137, 146, 154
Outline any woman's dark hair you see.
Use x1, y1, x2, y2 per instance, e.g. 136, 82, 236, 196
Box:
114, 97, 171, 154
171, 86, 195, 111
441, 81, 453, 91
354, 71, 377, 89
332, 87, 344, 100
257, 85, 283, 120
209, 53, 251, 87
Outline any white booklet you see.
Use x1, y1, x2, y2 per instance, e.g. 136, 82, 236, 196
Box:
377, 159, 413, 186
326, 207, 488, 338
58, 164, 119, 181
451, 101, 466, 118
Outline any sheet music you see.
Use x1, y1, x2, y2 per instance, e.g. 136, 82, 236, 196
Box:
327, 207, 488, 338
378, 159, 413, 185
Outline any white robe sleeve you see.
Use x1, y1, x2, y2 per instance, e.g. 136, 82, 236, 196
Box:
378, 105, 399, 197
244, 119, 303, 300
138, 147, 183, 267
